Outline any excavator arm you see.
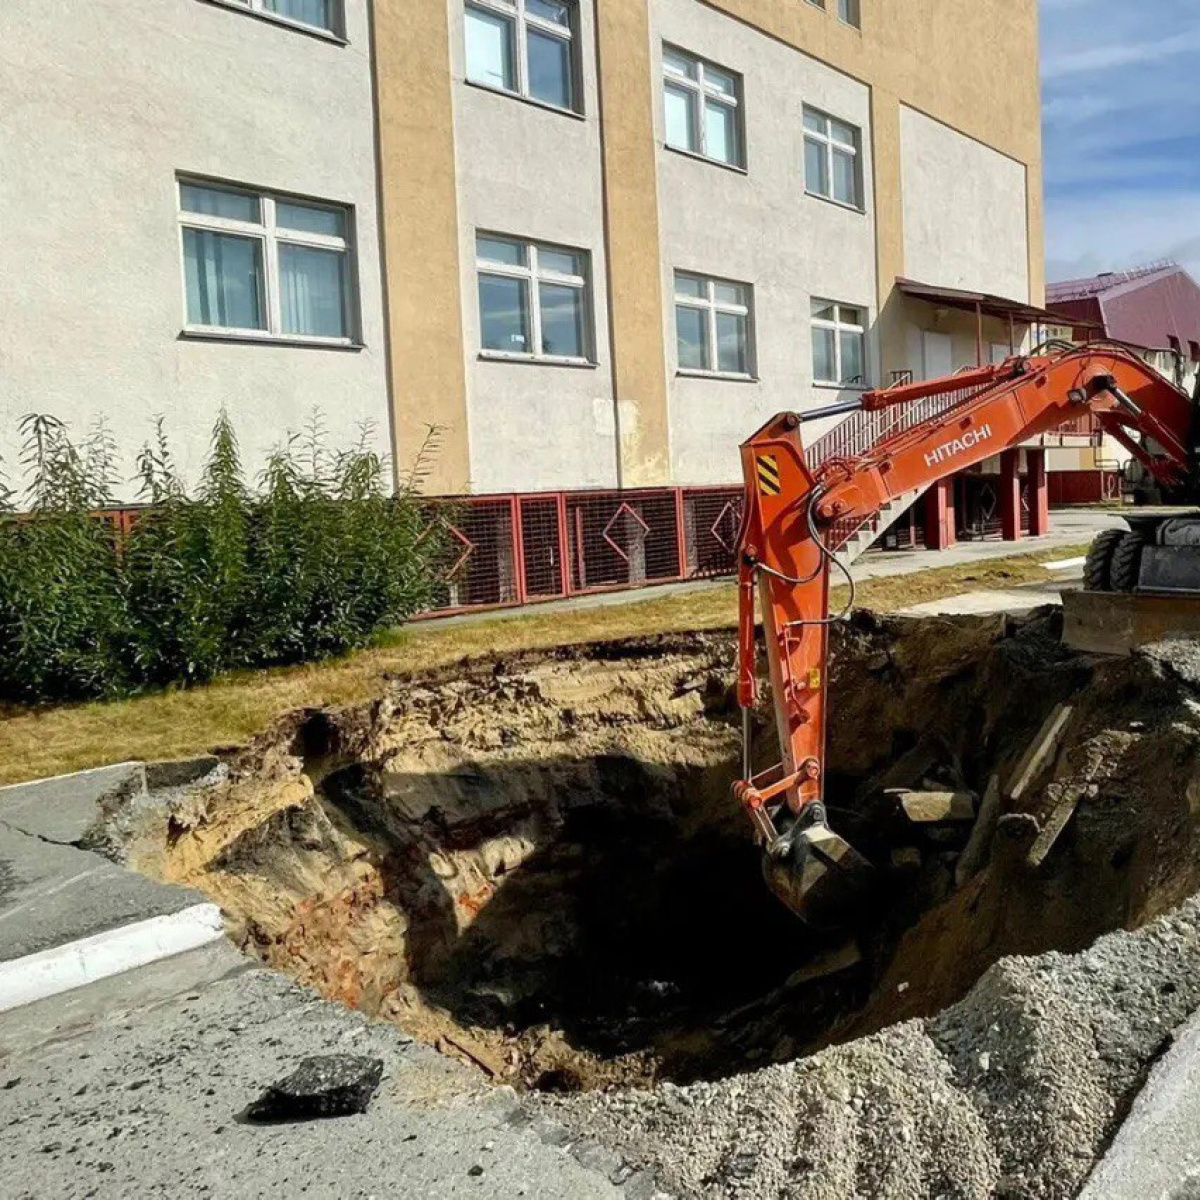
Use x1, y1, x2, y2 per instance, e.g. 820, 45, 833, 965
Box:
734, 344, 1195, 924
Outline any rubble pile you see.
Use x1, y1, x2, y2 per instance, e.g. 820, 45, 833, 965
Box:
546, 901, 1200, 1199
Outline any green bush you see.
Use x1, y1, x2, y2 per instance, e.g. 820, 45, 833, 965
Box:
0, 412, 443, 702
0, 416, 129, 700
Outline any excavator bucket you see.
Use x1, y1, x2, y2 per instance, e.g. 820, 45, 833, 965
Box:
761, 817, 876, 929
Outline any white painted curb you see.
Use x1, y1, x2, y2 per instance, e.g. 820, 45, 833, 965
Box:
0, 761, 143, 796
0, 903, 225, 1013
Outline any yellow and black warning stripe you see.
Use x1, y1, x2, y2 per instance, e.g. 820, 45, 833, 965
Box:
757, 454, 782, 496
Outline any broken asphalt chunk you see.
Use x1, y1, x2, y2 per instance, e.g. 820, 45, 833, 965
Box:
245, 1055, 383, 1122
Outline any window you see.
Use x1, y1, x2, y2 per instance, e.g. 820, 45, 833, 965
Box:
811, 300, 866, 385
674, 272, 753, 376
465, 0, 578, 112
476, 234, 591, 361
179, 180, 356, 343
837, 0, 861, 28
803, 107, 862, 208
221, 0, 343, 35
662, 47, 743, 169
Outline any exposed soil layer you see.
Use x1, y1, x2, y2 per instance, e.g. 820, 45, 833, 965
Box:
110, 610, 1200, 1114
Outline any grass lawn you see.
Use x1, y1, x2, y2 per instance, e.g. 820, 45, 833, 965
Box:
0, 543, 1088, 786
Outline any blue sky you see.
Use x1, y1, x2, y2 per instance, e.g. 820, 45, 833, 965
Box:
1042, 0, 1200, 283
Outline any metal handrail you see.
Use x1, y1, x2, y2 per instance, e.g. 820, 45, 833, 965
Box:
808, 380, 994, 468
809, 377, 1005, 551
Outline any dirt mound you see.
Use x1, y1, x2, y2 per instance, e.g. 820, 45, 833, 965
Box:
109, 610, 1200, 1128
546, 900, 1200, 1199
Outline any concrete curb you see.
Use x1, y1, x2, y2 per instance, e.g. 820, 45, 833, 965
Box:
0, 903, 226, 1013
1080, 1004, 1200, 1198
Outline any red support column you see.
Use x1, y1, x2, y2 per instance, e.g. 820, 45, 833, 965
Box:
1000, 449, 1022, 541
555, 492, 570, 598
1028, 449, 1050, 537
924, 477, 956, 550
673, 487, 688, 581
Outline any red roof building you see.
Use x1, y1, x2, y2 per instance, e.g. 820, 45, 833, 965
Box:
1047, 262, 1200, 361
1037, 262, 1200, 505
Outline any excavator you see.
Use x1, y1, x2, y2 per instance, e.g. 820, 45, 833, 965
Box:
734, 340, 1200, 925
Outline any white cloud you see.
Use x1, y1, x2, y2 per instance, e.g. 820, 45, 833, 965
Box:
1046, 190, 1200, 283
1044, 26, 1200, 77
1040, 2, 1200, 284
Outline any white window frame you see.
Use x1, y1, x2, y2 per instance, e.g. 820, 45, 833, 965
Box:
178, 179, 358, 347
837, 0, 861, 28
674, 272, 754, 379
811, 300, 867, 386
661, 46, 744, 169
207, 0, 346, 39
476, 235, 593, 363
803, 105, 862, 210
464, 0, 580, 114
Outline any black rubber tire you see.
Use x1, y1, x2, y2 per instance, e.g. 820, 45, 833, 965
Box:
1108, 530, 1146, 593
1083, 528, 1125, 592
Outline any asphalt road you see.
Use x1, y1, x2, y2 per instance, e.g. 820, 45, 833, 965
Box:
0, 940, 650, 1198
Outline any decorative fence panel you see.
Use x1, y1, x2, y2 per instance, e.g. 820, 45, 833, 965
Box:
90, 460, 1063, 625
419, 486, 743, 618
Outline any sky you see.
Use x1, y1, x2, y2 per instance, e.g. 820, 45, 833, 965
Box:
1041, 0, 1200, 284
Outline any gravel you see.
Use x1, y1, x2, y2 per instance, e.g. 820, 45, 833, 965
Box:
544, 898, 1200, 1199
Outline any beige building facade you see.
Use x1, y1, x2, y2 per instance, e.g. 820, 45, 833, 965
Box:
374, 0, 1045, 494
1, 0, 391, 500
0, 1, 1045, 501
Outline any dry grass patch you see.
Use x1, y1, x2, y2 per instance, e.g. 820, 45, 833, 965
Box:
0, 543, 1088, 786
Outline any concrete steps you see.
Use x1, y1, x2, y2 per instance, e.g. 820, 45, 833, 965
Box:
834, 484, 931, 570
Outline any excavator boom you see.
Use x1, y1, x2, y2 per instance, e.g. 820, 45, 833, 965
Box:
735, 343, 1196, 924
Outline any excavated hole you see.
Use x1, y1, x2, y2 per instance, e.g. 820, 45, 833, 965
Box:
322, 751, 858, 1092
124, 612, 1200, 1093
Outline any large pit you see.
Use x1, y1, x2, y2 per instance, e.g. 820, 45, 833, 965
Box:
107, 608, 1200, 1111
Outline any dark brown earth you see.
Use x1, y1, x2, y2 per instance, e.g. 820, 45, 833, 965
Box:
108, 609, 1200, 1096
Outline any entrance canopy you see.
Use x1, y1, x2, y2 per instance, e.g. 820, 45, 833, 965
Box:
895, 278, 1095, 329
896, 277, 1100, 366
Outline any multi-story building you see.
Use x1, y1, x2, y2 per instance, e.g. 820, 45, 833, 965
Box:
0, 0, 390, 498
2, 0, 1052, 525
377, 0, 1048, 496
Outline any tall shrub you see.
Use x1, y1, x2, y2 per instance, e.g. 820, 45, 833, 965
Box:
0, 416, 127, 700
0, 412, 444, 701
120, 415, 252, 685
245, 421, 439, 664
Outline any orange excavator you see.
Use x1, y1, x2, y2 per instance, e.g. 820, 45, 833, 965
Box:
734, 341, 1200, 924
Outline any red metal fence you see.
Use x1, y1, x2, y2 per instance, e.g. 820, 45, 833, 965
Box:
421, 486, 743, 617
1048, 469, 1122, 505
88, 467, 1108, 624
